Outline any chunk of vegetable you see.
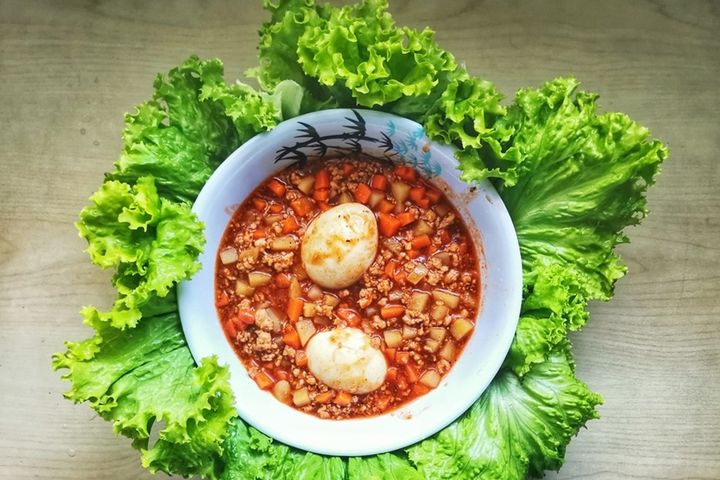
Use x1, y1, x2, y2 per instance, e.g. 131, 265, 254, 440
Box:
302, 302, 316, 317
354, 183, 372, 204
383, 329, 403, 348
270, 235, 298, 251
425, 338, 440, 353
282, 328, 301, 349
450, 318, 474, 340
315, 391, 335, 404
368, 190, 384, 208
315, 169, 330, 190
371, 174, 388, 191
267, 178, 286, 197
288, 276, 301, 299
336, 308, 361, 327
334, 391, 352, 406
235, 279, 255, 297
296, 320, 316, 346
378, 212, 402, 237
430, 304, 449, 322
248, 271, 272, 287
414, 220, 434, 236
323, 294, 340, 306
394, 165, 417, 182
239, 246, 260, 262
439, 340, 456, 361
380, 304, 405, 319
411, 234, 432, 249
272, 380, 291, 403
254, 370, 274, 390
407, 263, 428, 285
402, 326, 418, 339
296, 175, 315, 195
219, 247, 238, 264
338, 191, 353, 204
264, 214, 284, 226
281, 216, 299, 234
419, 370, 441, 388
287, 297, 303, 322
408, 291, 430, 312
391, 181, 411, 204
432, 289, 460, 308
432, 251, 452, 266
293, 387, 311, 407
429, 326, 447, 342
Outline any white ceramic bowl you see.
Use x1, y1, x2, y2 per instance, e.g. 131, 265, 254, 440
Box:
178, 109, 522, 456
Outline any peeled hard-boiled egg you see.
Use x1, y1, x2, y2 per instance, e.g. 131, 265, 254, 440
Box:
301, 202, 378, 289
305, 327, 387, 395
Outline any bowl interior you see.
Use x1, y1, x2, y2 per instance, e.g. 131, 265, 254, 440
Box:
178, 109, 522, 456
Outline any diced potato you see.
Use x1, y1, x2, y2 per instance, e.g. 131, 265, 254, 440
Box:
239, 246, 260, 262
293, 263, 308, 280
248, 271, 272, 287
303, 302, 316, 317
293, 387, 311, 407
391, 181, 411, 204
338, 192, 353, 204
270, 235, 298, 251
235, 279, 255, 297
450, 318, 474, 340
432, 252, 452, 266
219, 247, 238, 264
414, 220, 434, 236
433, 203, 450, 217
430, 304, 449, 322
383, 329, 403, 348
369, 190, 384, 208
402, 325, 418, 339
264, 214, 285, 225
432, 289, 460, 309
439, 340, 456, 361
273, 380, 291, 403
429, 326, 447, 342
323, 294, 340, 307
425, 338, 440, 353
419, 369, 441, 388
265, 307, 284, 332
407, 263, 428, 285
289, 277, 302, 299
307, 284, 323, 300
296, 320, 316, 346
296, 176, 315, 195
408, 291, 430, 312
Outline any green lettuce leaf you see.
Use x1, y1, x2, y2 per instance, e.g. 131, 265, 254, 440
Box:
220, 419, 346, 480
348, 453, 423, 480
110, 56, 241, 203
52, 307, 235, 479
77, 176, 204, 328
407, 347, 602, 480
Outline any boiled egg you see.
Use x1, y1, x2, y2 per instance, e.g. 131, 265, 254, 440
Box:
305, 327, 387, 394
301, 202, 378, 289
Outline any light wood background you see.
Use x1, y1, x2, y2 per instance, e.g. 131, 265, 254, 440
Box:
1, 1, 718, 478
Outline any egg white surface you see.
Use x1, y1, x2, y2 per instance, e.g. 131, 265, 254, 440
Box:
305, 327, 387, 394
301, 202, 378, 289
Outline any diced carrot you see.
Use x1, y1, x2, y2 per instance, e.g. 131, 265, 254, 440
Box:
290, 197, 313, 217
384, 260, 398, 279
394, 165, 417, 182
281, 216, 299, 234
377, 198, 395, 214
315, 169, 330, 190
425, 188, 442, 204
254, 369, 275, 390
378, 212, 402, 237
223, 319, 238, 339
396, 211, 416, 227
394, 270, 407, 285
315, 391, 335, 404
275, 273, 291, 288
404, 363, 419, 383
216, 291, 230, 307
342, 162, 354, 175
268, 202, 283, 213
336, 308, 361, 327
334, 391, 352, 406
318, 201, 332, 212
384, 347, 397, 362
252, 198, 267, 211
376, 395, 391, 411
386, 366, 398, 381
295, 350, 308, 367
313, 188, 330, 202
439, 229, 451, 244
409, 186, 426, 203
407, 249, 421, 259
354, 183, 372, 204
416, 197, 431, 209
412, 383, 431, 396
395, 351, 410, 365
282, 328, 302, 349
380, 304, 405, 319
411, 234, 432, 249
237, 309, 256, 325
253, 228, 266, 239
427, 244, 439, 254
287, 298, 304, 323
268, 178, 286, 197
275, 370, 290, 381
371, 174, 388, 191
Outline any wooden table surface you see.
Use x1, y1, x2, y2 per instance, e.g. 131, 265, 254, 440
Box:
1, 1, 718, 478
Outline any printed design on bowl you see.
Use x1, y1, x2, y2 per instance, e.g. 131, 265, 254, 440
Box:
274, 109, 443, 177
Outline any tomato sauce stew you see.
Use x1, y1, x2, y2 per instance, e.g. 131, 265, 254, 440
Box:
215, 157, 480, 419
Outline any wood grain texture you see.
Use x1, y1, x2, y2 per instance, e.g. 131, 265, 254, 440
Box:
1, 0, 718, 478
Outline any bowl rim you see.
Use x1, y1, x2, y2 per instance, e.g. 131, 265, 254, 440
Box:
178, 108, 522, 456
